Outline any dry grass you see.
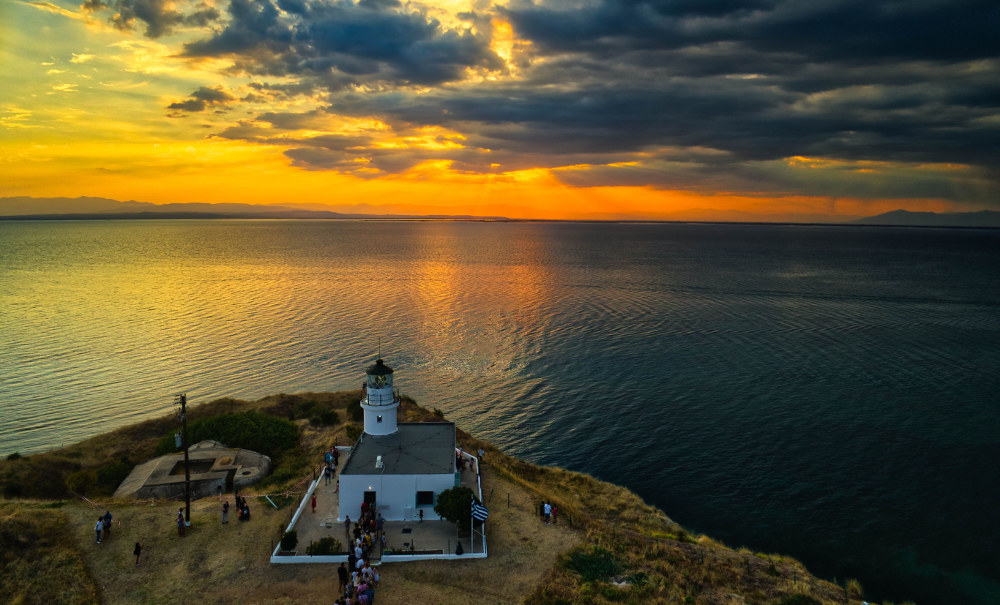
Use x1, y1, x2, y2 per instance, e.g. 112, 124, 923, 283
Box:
2, 392, 894, 605
53, 452, 579, 605
1, 501, 100, 605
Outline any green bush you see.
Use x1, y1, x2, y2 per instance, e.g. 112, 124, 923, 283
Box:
305, 536, 343, 555
155, 411, 298, 457
344, 424, 363, 442
294, 399, 340, 426
434, 486, 477, 532
65, 469, 97, 496
564, 546, 622, 582
280, 530, 298, 551
346, 401, 364, 422
94, 459, 132, 495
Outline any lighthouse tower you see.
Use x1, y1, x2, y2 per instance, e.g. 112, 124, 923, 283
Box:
361, 358, 399, 435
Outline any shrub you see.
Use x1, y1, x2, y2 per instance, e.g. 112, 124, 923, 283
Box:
6, 453, 21, 461
94, 459, 132, 495
65, 469, 97, 496
280, 530, 298, 552
305, 536, 343, 555
155, 411, 298, 457
294, 399, 340, 426
346, 401, 364, 422
564, 546, 622, 583
344, 424, 363, 443
434, 486, 477, 532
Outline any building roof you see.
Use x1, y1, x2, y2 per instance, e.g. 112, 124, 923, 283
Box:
366, 358, 393, 375
341, 422, 455, 476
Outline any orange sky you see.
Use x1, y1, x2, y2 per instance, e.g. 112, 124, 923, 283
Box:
1, 0, 996, 220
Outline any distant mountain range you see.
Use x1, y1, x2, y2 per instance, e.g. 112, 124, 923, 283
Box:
0, 197, 505, 221
848, 209, 1000, 228
2, 197, 998, 227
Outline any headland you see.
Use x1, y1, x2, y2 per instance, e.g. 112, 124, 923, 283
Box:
0, 391, 890, 605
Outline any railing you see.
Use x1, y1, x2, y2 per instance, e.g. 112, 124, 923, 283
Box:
362, 387, 400, 407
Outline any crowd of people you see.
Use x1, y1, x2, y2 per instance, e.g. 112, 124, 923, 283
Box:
338, 500, 384, 604
234, 494, 251, 521
324, 446, 340, 486
335, 558, 380, 605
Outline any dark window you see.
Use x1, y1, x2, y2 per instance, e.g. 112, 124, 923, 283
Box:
377, 415, 382, 423
416, 491, 434, 506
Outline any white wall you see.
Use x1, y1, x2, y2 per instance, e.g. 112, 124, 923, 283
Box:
338, 472, 455, 521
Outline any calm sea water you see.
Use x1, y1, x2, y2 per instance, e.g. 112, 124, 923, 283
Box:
1, 220, 998, 604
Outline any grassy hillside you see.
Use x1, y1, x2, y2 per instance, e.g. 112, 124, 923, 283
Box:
0, 392, 910, 605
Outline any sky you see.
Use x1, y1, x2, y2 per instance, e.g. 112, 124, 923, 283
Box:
2, 0, 998, 220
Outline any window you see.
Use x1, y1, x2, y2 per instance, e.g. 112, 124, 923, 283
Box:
377, 415, 382, 423
416, 491, 434, 506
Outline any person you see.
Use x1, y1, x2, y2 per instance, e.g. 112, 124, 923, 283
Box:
222, 499, 229, 524
552, 504, 558, 525
242, 503, 250, 521
177, 508, 185, 536
372, 566, 380, 587
338, 562, 348, 594
326, 449, 333, 466
376, 513, 384, 536
133, 542, 142, 565
418, 509, 423, 522
324, 465, 332, 485
311, 493, 317, 514
543, 501, 552, 525
344, 515, 351, 541
365, 578, 375, 605
102, 510, 112, 540
95, 517, 103, 544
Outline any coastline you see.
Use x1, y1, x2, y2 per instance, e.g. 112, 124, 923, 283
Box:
0, 391, 878, 605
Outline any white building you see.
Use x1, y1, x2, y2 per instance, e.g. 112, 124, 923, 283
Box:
338, 358, 458, 521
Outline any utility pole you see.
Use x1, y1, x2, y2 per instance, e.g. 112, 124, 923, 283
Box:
176, 393, 191, 525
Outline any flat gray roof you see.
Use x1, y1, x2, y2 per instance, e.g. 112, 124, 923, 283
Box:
341, 422, 455, 476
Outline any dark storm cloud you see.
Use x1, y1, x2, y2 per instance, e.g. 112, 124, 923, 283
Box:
109, 0, 998, 202
167, 86, 238, 113
82, 0, 219, 38
501, 0, 1000, 63
180, 0, 503, 86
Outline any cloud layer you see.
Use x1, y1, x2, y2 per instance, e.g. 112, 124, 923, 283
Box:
87, 0, 1000, 205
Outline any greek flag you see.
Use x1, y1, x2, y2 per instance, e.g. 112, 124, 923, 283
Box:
471, 497, 489, 522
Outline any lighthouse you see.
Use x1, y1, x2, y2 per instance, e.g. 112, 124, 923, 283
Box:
340, 356, 458, 521
361, 358, 399, 435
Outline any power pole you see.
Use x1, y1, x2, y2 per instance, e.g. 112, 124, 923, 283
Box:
176, 393, 191, 525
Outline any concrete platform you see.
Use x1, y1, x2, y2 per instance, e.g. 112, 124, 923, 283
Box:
115, 440, 271, 500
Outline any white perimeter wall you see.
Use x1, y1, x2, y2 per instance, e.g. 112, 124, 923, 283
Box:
339, 472, 455, 521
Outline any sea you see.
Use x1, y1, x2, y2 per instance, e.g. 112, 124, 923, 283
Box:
1, 220, 998, 605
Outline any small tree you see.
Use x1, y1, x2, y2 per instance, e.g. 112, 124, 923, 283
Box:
434, 486, 476, 533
